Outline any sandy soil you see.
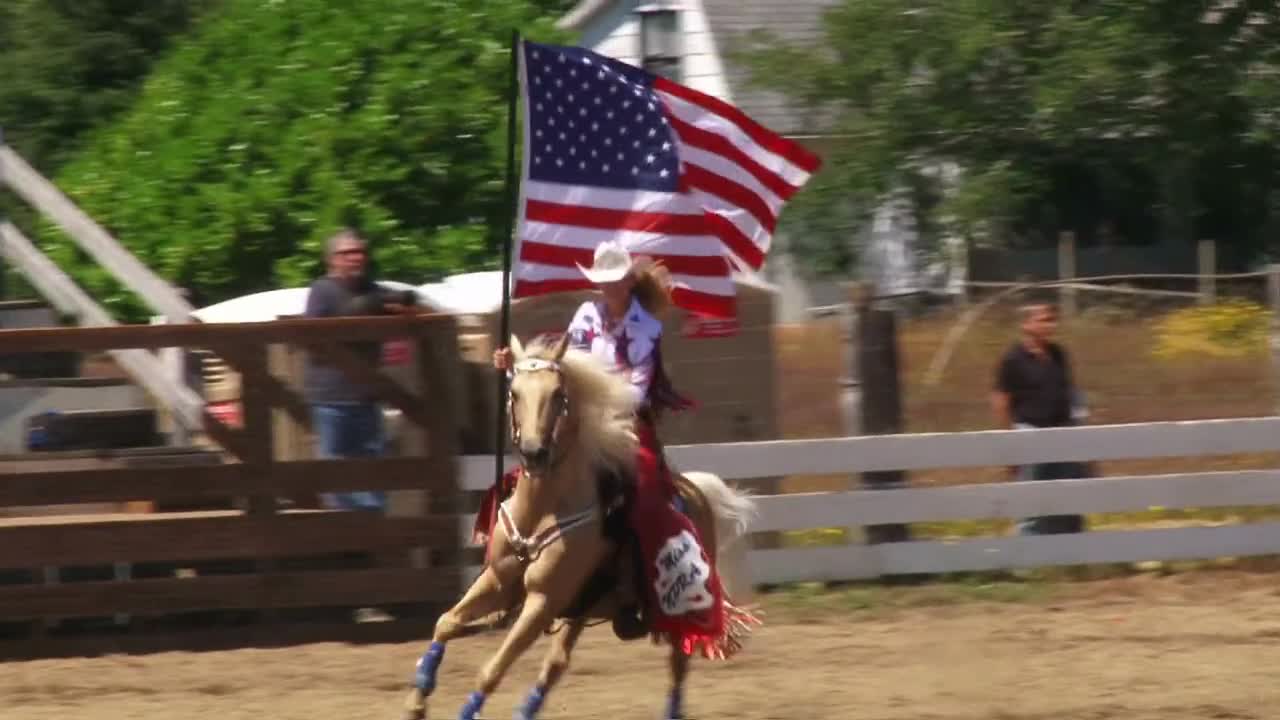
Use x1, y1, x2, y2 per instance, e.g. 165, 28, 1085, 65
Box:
5, 572, 1280, 720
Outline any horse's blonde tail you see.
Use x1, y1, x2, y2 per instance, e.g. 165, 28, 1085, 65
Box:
683, 471, 757, 604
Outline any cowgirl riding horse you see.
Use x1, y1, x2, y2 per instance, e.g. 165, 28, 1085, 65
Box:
479, 240, 730, 653
403, 241, 755, 720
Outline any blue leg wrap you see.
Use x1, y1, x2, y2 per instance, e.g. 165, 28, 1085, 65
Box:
665, 687, 684, 719
515, 685, 547, 719
458, 690, 487, 720
413, 641, 445, 693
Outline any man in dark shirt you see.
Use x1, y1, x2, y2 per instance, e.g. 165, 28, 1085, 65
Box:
304, 229, 417, 512
991, 303, 1090, 535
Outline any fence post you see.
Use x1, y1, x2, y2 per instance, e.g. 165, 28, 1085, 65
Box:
1198, 239, 1217, 305
1058, 231, 1076, 317
839, 284, 865, 548
856, 291, 911, 545
1268, 265, 1280, 415
234, 345, 277, 516
231, 343, 279, 620
839, 283, 864, 437
412, 319, 463, 577
0, 125, 7, 300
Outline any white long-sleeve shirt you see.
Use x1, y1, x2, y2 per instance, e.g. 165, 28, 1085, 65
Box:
565, 297, 662, 408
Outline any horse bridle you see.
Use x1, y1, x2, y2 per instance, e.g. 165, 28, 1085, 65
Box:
503, 356, 592, 563
508, 357, 571, 472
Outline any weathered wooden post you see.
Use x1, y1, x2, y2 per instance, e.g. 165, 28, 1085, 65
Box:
227, 340, 279, 620
1057, 231, 1077, 317
0, 126, 8, 300
855, 286, 911, 545
837, 283, 864, 548
1198, 239, 1217, 306
838, 282, 864, 437
1267, 265, 1280, 414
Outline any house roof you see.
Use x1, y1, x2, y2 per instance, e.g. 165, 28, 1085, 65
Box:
559, 0, 838, 136
556, 0, 613, 31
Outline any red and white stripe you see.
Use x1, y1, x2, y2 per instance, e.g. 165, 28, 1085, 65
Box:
654, 78, 822, 272
514, 181, 737, 318
511, 65, 820, 319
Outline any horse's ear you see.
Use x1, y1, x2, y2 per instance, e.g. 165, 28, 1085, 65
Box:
510, 334, 525, 360
553, 332, 570, 361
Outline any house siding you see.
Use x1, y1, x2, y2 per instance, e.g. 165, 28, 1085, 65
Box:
577, 0, 642, 65
573, 0, 732, 103
676, 0, 733, 101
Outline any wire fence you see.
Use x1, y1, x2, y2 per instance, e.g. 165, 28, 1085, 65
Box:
774, 272, 1280, 492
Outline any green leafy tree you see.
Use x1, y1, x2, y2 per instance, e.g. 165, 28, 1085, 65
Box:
35, 0, 563, 318
0, 0, 214, 171
737, 1, 1280, 275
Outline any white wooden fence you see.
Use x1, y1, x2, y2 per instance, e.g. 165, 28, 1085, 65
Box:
457, 417, 1280, 587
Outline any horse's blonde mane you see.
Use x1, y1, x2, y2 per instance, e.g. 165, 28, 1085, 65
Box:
522, 335, 638, 474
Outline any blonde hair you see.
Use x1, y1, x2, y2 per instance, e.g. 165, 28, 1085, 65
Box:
518, 335, 638, 475
631, 256, 673, 317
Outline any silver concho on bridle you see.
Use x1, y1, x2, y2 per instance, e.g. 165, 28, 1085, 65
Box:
512, 357, 560, 374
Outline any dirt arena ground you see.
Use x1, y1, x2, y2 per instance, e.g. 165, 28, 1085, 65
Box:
6, 571, 1280, 720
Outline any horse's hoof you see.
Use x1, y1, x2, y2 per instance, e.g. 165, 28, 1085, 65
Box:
514, 685, 547, 720
458, 690, 487, 720
401, 687, 426, 720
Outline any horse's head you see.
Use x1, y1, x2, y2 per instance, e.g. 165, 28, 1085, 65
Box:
507, 333, 573, 473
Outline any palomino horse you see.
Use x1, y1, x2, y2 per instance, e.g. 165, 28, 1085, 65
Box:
401, 333, 758, 720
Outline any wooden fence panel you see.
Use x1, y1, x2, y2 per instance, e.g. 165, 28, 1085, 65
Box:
457, 415, 1280, 589
0, 314, 465, 640
461, 417, 1280, 491
0, 510, 456, 567
0, 314, 448, 353
0, 568, 456, 620
0, 456, 453, 507
749, 523, 1280, 584
663, 417, 1280, 479
748, 469, 1280, 531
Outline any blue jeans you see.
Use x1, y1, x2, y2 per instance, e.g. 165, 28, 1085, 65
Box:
1010, 422, 1089, 535
312, 403, 387, 512
1014, 461, 1089, 535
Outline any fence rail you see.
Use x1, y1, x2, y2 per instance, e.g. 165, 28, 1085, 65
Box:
459, 417, 1280, 586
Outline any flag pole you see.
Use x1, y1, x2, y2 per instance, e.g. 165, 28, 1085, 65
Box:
494, 29, 522, 489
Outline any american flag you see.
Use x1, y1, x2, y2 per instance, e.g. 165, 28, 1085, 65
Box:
512, 40, 821, 318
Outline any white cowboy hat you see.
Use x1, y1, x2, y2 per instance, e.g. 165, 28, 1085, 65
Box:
576, 240, 634, 284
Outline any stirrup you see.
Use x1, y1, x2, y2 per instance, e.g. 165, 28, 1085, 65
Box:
612, 604, 649, 641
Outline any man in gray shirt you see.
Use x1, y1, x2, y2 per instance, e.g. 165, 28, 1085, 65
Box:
303, 229, 416, 511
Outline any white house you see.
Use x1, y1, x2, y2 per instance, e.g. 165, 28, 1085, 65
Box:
558, 0, 964, 320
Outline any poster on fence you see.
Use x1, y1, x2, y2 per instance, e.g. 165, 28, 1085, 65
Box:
681, 311, 739, 339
